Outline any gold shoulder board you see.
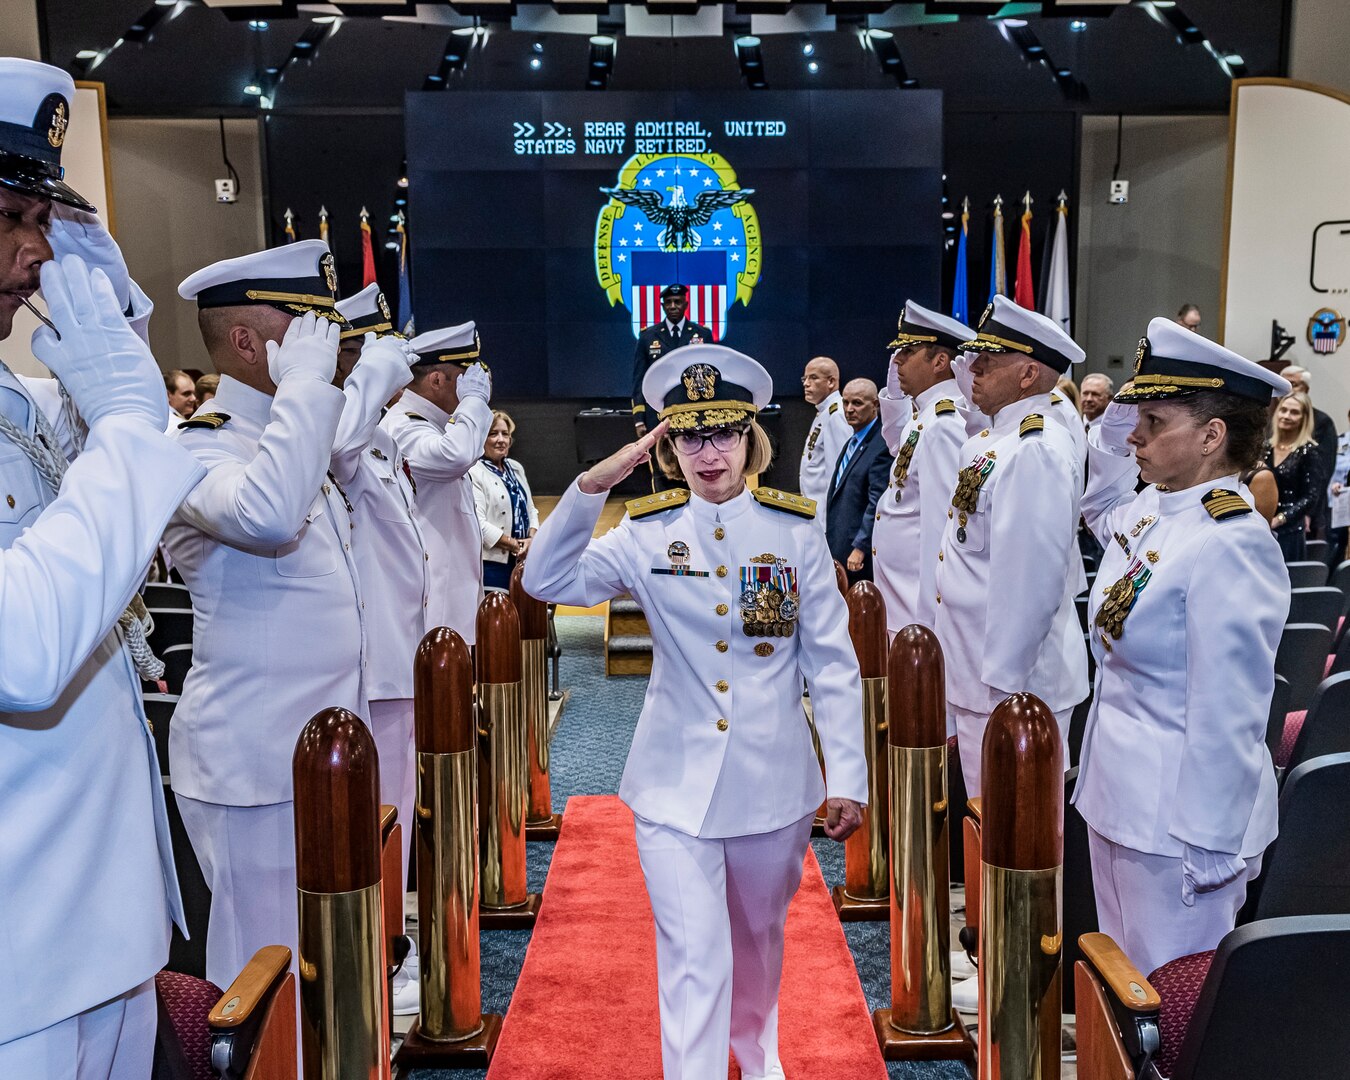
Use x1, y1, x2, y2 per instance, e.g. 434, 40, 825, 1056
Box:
828, 402, 840, 414
178, 413, 230, 430
404, 412, 429, 423
1019, 414, 1045, 437
752, 487, 817, 519
934, 398, 957, 416
1201, 488, 1252, 521
626, 488, 690, 519
1050, 392, 1063, 404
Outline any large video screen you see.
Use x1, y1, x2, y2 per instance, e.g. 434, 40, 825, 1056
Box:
406, 90, 943, 399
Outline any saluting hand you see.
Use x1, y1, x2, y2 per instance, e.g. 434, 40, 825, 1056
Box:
823, 798, 863, 842
579, 420, 670, 495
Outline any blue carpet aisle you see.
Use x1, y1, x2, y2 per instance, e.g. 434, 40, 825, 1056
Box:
407, 615, 972, 1080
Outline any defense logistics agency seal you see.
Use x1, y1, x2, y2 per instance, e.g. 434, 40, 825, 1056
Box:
1308, 308, 1346, 354
595, 152, 762, 341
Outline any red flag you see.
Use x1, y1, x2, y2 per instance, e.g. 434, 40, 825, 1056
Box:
1014, 196, 1034, 309
359, 207, 376, 288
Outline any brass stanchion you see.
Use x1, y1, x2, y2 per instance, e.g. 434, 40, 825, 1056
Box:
872, 625, 975, 1062
394, 628, 503, 1069
979, 693, 1064, 1080
476, 592, 541, 929
833, 581, 890, 921
512, 564, 561, 842
293, 708, 390, 1080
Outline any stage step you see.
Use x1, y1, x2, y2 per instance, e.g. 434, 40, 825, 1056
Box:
606, 597, 652, 676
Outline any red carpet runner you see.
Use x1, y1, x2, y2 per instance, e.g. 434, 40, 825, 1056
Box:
487, 795, 888, 1079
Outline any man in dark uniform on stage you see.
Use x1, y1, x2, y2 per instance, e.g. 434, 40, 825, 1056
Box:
631, 283, 714, 437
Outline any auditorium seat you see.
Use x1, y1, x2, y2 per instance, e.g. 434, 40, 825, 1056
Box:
153, 945, 296, 1080
161, 644, 193, 696
148, 607, 194, 652
1264, 675, 1292, 765
1287, 586, 1342, 630
1305, 538, 1329, 564
1275, 623, 1334, 712
145, 582, 192, 609
1333, 559, 1350, 598
1283, 673, 1350, 774
1286, 561, 1329, 589
1250, 754, 1350, 921
1075, 915, 1350, 1080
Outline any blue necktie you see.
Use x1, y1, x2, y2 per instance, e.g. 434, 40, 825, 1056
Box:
835, 433, 861, 489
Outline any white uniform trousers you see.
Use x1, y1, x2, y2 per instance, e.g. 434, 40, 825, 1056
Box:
633, 811, 812, 1080
950, 703, 1072, 797
0, 978, 155, 1080
1088, 827, 1260, 977
370, 697, 415, 933
174, 797, 299, 991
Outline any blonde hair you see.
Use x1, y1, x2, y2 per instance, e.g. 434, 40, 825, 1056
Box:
1273, 391, 1316, 450
1055, 376, 1081, 413
489, 410, 516, 436
654, 419, 774, 482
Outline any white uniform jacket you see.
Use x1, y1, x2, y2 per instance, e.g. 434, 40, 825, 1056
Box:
874, 380, 968, 633
0, 369, 204, 1043
331, 356, 429, 703
932, 393, 1088, 715
470, 457, 540, 562
380, 388, 492, 644
798, 390, 850, 527
1073, 436, 1286, 858
163, 374, 367, 806
523, 481, 869, 838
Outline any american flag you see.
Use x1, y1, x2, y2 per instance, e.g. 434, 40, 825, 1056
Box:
630, 251, 726, 341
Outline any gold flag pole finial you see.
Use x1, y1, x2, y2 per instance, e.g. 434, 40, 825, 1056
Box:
1022, 190, 1033, 213
993, 193, 1003, 213
360, 205, 370, 223
962, 195, 970, 215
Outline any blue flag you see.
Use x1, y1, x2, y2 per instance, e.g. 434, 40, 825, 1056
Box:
395, 214, 413, 336
952, 204, 969, 326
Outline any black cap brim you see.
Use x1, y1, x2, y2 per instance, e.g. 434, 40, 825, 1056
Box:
0, 169, 95, 214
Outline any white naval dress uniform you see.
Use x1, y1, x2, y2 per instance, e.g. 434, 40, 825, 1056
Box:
524, 481, 868, 1080
332, 352, 429, 901
1075, 435, 1285, 974
874, 380, 968, 636
798, 390, 850, 529
0, 371, 204, 1075
932, 392, 1088, 792
381, 387, 492, 644
162, 372, 367, 990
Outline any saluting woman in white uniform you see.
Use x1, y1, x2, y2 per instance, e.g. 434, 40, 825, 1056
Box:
1075, 318, 1291, 976
524, 345, 867, 1080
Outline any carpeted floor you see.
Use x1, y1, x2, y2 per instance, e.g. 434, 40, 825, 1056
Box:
406, 616, 974, 1080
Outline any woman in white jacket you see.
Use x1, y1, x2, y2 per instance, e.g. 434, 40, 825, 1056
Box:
470, 410, 539, 591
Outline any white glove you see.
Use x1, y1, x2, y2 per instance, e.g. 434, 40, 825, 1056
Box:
457, 361, 492, 405
952, 350, 976, 407
1180, 844, 1246, 908
885, 349, 903, 401
265, 311, 339, 386
1098, 401, 1138, 457
30, 255, 167, 431
46, 206, 131, 312
355, 332, 415, 390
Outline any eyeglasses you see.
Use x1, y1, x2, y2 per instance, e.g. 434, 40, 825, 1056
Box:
673, 428, 747, 455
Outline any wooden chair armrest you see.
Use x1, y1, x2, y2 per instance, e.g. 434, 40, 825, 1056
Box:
381, 804, 397, 843
967, 797, 981, 823
209, 945, 292, 1029
1079, 932, 1161, 1012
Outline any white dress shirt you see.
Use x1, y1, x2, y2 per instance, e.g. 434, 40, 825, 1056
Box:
798, 390, 850, 527
380, 388, 492, 644
163, 373, 367, 805
0, 367, 204, 1043
932, 392, 1088, 715
524, 482, 869, 838
1074, 436, 1286, 858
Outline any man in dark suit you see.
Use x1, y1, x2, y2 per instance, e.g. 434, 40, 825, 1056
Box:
826, 378, 893, 586
631, 283, 714, 436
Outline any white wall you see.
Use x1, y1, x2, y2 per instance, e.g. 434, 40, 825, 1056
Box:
1075, 115, 1229, 380
1291, 0, 1350, 96
0, 0, 41, 60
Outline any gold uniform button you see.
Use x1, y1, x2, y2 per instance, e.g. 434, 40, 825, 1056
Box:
936, 593, 942, 604
4, 495, 12, 509
938, 551, 944, 561
875, 513, 880, 521
716, 640, 728, 653
716, 603, 729, 616
871, 547, 876, 555
716, 718, 729, 732
323, 483, 332, 495
716, 679, 729, 692
713, 527, 725, 540
947, 509, 953, 519
980, 429, 990, 438
716, 565, 728, 578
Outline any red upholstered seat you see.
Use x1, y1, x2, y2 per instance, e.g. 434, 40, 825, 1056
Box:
155, 969, 225, 1080
1147, 949, 1216, 1079
1279, 709, 1308, 768
1325, 652, 1336, 679
947, 734, 958, 750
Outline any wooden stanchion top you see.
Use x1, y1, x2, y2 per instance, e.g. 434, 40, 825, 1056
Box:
846, 581, 887, 680
833, 560, 849, 597
293, 707, 382, 893
887, 623, 946, 749
981, 692, 1064, 872
510, 562, 548, 640
476, 591, 522, 683
415, 627, 474, 754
